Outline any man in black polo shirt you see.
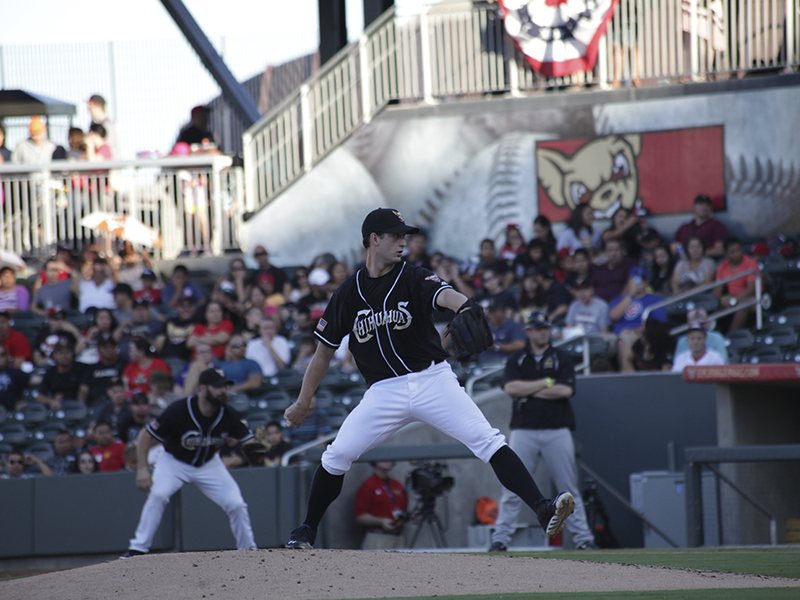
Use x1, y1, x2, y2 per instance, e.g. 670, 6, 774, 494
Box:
489, 310, 596, 552
37, 339, 86, 410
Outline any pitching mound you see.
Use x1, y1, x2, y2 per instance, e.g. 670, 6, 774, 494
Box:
3, 549, 798, 600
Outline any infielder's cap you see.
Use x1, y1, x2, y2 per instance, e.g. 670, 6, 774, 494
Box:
525, 310, 551, 329
687, 322, 707, 335
361, 208, 419, 239
198, 368, 233, 388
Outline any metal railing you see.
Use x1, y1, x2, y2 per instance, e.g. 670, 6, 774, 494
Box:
0, 155, 244, 260
244, 0, 799, 211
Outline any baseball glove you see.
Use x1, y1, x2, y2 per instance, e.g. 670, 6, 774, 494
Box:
446, 298, 494, 362
242, 426, 270, 464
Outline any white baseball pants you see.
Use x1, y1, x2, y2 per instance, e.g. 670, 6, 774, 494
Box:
321, 361, 506, 475
492, 427, 594, 547
129, 451, 256, 552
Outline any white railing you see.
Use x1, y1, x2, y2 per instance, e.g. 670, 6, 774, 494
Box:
0, 155, 244, 260
243, 0, 799, 211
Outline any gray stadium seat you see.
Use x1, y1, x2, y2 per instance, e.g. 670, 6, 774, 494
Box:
747, 347, 784, 364
0, 422, 29, 446
754, 326, 798, 349
725, 330, 756, 353
13, 402, 49, 429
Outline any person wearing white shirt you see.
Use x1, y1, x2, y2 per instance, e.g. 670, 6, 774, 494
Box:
671, 324, 725, 372
73, 258, 117, 313
245, 317, 291, 377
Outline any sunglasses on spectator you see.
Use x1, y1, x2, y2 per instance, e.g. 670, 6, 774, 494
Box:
254, 252, 267, 257
7, 459, 23, 465
230, 343, 245, 348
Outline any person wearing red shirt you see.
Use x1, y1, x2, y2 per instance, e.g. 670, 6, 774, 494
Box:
0, 311, 32, 367
714, 237, 761, 331
133, 269, 162, 306
123, 337, 170, 394
354, 461, 409, 550
187, 300, 233, 360
89, 421, 127, 472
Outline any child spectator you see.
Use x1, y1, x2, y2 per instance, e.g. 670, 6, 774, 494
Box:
134, 269, 162, 306
89, 421, 126, 472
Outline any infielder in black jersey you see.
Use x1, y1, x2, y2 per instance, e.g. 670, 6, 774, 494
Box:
283, 208, 574, 549
121, 368, 257, 557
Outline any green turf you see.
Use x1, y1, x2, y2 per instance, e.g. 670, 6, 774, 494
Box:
383, 590, 800, 600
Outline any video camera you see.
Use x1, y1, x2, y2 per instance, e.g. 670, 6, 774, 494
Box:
406, 460, 454, 498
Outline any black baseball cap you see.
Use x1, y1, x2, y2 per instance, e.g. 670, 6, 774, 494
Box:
525, 310, 551, 329
198, 368, 233, 388
361, 208, 419, 239
133, 297, 150, 308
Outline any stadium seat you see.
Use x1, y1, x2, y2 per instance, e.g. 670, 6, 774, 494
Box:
25, 441, 54, 463
32, 420, 70, 443
725, 330, 756, 353
766, 306, 800, 327
313, 388, 334, 410
754, 326, 798, 349
259, 390, 292, 412
747, 347, 784, 364
337, 386, 366, 409
226, 393, 251, 414
0, 405, 6, 423
0, 422, 29, 446
244, 412, 271, 430
9, 311, 47, 330
13, 402, 49, 429
266, 368, 303, 393
65, 309, 91, 331
682, 293, 720, 315
54, 400, 88, 425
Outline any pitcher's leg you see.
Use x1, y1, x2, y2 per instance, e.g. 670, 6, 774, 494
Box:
129, 454, 186, 553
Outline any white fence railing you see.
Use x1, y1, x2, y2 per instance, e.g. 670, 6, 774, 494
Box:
0, 155, 244, 261
243, 0, 799, 212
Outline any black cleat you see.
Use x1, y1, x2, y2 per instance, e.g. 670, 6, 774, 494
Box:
488, 541, 508, 552
285, 524, 316, 549
536, 492, 575, 538
119, 550, 146, 559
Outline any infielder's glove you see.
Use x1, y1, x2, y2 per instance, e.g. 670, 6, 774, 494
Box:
242, 426, 270, 464
446, 297, 494, 362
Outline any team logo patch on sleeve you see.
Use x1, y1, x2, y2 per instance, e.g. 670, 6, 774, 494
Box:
150, 421, 160, 431
316, 319, 327, 332
425, 274, 442, 283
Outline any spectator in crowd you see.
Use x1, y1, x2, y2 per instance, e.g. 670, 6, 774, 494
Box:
589, 239, 639, 303
517, 273, 542, 321
674, 308, 729, 363
177, 105, 215, 146
240, 306, 263, 343
123, 337, 170, 395
114, 246, 155, 291
291, 335, 317, 373
162, 264, 206, 309
246, 317, 291, 377
88, 94, 120, 159
532, 215, 558, 261
0, 267, 30, 312
216, 281, 245, 330
112, 283, 136, 327
117, 392, 153, 444
403, 231, 432, 270
500, 224, 526, 264
294, 268, 332, 332
84, 123, 112, 161
714, 236, 761, 332
600, 207, 649, 259
11, 116, 56, 165
328, 261, 350, 291
218, 334, 263, 393
32, 307, 81, 367
78, 334, 128, 406
76, 244, 102, 280
563, 248, 593, 291
148, 369, 181, 415
512, 239, 550, 282
78, 308, 117, 364
610, 266, 668, 369
534, 264, 572, 324
557, 204, 601, 254
134, 269, 162, 306
433, 255, 475, 299
46, 429, 77, 476
223, 257, 251, 306
480, 300, 527, 364
251, 246, 289, 297
74, 257, 117, 313
354, 461, 409, 550
671, 323, 725, 371
66, 127, 87, 161
177, 343, 218, 396
1, 450, 50, 478
671, 194, 728, 258
0, 344, 29, 410
89, 421, 127, 472
31, 260, 73, 316
115, 298, 164, 361
464, 238, 513, 291
187, 300, 233, 360
243, 284, 268, 316
37, 339, 86, 410
0, 310, 32, 368
73, 449, 99, 475
649, 244, 676, 296
155, 295, 198, 361
671, 236, 716, 294
92, 378, 131, 435
261, 420, 293, 467
477, 268, 517, 316
623, 318, 674, 372
287, 267, 311, 304
564, 281, 612, 337
0, 123, 10, 163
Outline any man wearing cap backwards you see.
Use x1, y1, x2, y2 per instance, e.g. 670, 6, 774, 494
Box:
490, 310, 597, 552
671, 323, 726, 372
283, 208, 575, 550
121, 368, 257, 558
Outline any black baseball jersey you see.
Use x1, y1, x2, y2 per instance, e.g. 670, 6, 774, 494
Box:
314, 261, 452, 386
145, 396, 252, 466
502, 344, 577, 431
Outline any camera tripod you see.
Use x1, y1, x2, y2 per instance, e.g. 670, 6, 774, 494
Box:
407, 492, 447, 548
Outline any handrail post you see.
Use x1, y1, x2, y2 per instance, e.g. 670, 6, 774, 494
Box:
359, 36, 373, 124
420, 12, 435, 105
39, 169, 55, 252
507, 36, 522, 97
755, 271, 763, 330
211, 162, 224, 256
242, 131, 257, 214
786, 0, 796, 69
689, 0, 700, 80
300, 83, 314, 173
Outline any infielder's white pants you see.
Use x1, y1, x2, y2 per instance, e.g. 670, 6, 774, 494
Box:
129, 452, 256, 552
492, 428, 594, 547
322, 361, 507, 475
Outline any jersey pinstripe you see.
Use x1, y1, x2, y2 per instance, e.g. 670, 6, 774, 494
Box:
314, 262, 452, 386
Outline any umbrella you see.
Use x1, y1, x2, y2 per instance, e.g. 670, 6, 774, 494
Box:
0, 249, 26, 271
499, 0, 620, 77
80, 212, 163, 248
